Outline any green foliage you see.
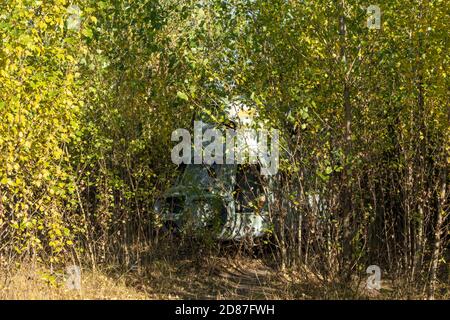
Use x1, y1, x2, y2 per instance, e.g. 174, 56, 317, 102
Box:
0, 0, 447, 283
0, 0, 90, 261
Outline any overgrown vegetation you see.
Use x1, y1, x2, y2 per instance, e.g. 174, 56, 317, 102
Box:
0, 0, 448, 299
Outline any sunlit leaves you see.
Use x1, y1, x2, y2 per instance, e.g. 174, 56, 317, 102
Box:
0, 0, 86, 259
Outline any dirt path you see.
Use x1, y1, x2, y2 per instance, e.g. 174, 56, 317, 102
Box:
137, 256, 293, 299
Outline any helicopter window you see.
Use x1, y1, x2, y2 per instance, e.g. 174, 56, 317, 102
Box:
206, 163, 220, 179
179, 163, 222, 187
234, 165, 266, 212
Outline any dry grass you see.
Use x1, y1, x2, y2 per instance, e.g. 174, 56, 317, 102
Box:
0, 264, 147, 300
1, 254, 448, 300
0, 257, 287, 300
